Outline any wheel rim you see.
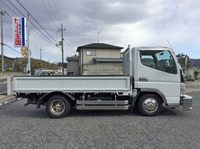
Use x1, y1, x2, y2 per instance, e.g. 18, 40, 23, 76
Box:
142, 97, 158, 113
49, 99, 65, 115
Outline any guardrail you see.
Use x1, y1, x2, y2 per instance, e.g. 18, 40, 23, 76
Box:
0, 72, 26, 80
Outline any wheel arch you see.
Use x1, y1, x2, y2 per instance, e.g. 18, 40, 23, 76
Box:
37, 91, 76, 108
133, 88, 167, 106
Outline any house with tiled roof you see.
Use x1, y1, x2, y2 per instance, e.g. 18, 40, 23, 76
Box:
67, 43, 123, 75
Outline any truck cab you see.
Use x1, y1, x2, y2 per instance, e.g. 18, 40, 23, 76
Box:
124, 46, 192, 115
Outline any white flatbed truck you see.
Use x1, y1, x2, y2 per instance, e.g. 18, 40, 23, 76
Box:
11, 46, 192, 118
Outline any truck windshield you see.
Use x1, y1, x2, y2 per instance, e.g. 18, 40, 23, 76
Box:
140, 50, 177, 74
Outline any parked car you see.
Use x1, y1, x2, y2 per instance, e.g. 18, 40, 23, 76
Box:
34, 69, 54, 76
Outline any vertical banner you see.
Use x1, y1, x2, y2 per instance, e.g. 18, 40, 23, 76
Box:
13, 17, 26, 47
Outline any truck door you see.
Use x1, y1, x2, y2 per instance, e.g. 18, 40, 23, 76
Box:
136, 49, 180, 107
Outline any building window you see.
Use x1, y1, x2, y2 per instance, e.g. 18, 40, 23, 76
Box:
87, 50, 96, 56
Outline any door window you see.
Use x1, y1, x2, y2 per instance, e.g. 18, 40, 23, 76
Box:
140, 50, 177, 74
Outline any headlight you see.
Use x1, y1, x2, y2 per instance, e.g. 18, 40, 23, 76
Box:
180, 83, 185, 96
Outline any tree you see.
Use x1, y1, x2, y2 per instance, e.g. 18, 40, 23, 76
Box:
176, 53, 191, 69
0, 56, 58, 72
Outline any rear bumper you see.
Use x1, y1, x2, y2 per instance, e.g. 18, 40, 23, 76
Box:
181, 94, 192, 110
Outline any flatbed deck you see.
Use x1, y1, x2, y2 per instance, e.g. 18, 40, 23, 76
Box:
12, 76, 131, 94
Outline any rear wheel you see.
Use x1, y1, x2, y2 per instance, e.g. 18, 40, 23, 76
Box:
46, 95, 71, 118
137, 94, 162, 116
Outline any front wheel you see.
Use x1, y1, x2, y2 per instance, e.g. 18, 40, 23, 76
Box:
46, 95, 71, 118
137, 94, 162, 116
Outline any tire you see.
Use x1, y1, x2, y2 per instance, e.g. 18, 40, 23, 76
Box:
137, 93, 162, 116
46, 95, 71, 118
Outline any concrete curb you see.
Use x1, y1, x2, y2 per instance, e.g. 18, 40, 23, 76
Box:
0, 95, 22, 107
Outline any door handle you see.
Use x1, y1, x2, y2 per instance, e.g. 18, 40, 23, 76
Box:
139, 77, 148, 82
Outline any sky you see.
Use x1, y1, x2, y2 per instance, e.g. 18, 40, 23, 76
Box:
0, 0, 200, 63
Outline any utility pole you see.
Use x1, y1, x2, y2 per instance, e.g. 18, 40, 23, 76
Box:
49, 59, 50, 69
1, 11, 9, 72
20, 60, 22, 70
57, 24, 65, 75
27, 12, 31, 75
17, 0, 31, 75
40, 48, 42, 69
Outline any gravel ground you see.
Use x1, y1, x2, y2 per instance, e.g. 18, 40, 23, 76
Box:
185, 80, 200, 93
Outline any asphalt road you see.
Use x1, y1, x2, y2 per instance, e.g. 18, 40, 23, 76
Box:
0, 92, 199, 149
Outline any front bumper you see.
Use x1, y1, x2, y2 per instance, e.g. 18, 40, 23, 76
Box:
181, 94, 192, 110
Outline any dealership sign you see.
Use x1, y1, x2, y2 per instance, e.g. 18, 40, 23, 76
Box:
13, 17, 26, 47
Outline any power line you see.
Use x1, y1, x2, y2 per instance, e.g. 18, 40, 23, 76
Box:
5, 0, 58, 46
15, 0, 62, 63
17, 0, 58, 44
29, 21, 59, 48
31, 14, 58, 43
47, 0, 59, 24
1, 0, 62, 62
64, 39, 74, 50
0, 42, 21, 54
4, 16, 12, 36
4, 15, 12, 25
5, 44, 21, 54
52, 0, 63, 23
41, 0, 59, 29
0, 0, 18, 16
3, 0, 59, 48
4, 15, 11, 25
7, 0, 25, 17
